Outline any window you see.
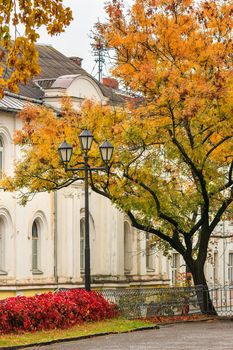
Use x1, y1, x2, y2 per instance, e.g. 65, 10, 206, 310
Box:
171, 253, 179, 285
228, 253, 233, 284
0, 218, 5, 272
124, 222, 132, 273
213, 252, 218, 284
80, 218, 85, 271
32, 220, 42, 274
79, 214, 95, 273
0, 137, 3, 179
146, 234, 154, 270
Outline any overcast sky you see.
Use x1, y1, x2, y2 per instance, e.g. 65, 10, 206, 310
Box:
38, 0, 107, 75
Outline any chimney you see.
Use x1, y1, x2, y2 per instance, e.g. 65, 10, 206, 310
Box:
102, 77, 119, 90
69, 57, 83, 67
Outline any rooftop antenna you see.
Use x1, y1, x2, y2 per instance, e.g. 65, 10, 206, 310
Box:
91, 19, 107, 82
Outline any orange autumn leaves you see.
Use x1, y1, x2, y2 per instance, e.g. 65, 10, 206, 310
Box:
99, 0, 233, 161
1, 0, 233, 228
101, 0, 233, 105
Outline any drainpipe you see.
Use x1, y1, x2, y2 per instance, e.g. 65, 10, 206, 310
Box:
53, 191, 58, 285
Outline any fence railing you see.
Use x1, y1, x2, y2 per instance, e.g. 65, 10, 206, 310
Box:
56, 285, 233, 318
98, 286, 204, 318
209, 285, 233, 316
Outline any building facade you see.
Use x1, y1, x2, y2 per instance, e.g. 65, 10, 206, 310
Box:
0, 45, 231, 298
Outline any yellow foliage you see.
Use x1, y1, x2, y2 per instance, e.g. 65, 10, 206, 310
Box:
1, 1, 233, 263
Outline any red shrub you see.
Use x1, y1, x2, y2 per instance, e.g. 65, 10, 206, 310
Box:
0, 290, 118, 334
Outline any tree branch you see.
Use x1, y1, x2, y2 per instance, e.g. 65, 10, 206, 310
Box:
184, 119, 194, 149
202, 135, 232, 167
127, 210, 186, 255
209, 187, 233, 233
168, 130, 209, 215
123, 172, 187, 235
209, 161, 233, 197
189, 216, 205, 237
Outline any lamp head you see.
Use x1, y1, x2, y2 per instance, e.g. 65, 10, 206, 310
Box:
99, 140, 114, 162
58, 140, 73, 165
79, 129, 94, 152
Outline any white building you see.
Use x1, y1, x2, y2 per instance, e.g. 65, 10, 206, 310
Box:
0, 45, 231, 298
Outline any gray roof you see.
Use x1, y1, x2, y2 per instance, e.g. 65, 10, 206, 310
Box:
0, 92, 41, 113
0, 44, 125, 111
19, 45, 125, 105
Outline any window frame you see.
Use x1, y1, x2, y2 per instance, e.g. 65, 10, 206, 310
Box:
213, 251, 219, 285
228, 252, 233, 284
80, 217, 85, 272
0, 137, 4, 179
171, 252, 179, 285
124, 221, 133, 274
0, 217, 7, 275
32, 219, 43, 275
146, 233, 155, 271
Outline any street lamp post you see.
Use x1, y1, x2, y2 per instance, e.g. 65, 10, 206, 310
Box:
58, 129, 114, 292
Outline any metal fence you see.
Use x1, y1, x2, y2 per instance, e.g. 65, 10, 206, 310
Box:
209, 285, 233, 316
56, 285, 233, 318
98, 286, 204, 318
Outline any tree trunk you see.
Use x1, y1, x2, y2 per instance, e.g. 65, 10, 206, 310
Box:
191, 262, 217, 315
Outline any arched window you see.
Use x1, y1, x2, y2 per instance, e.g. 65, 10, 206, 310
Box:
0, 217, 5, 272
32, 220, 42, 273
0, 137, 3, 179
124, 222, 132, 273
80, 218, 85, 271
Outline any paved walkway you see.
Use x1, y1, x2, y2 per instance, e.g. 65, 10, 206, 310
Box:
23, 321, 233, 350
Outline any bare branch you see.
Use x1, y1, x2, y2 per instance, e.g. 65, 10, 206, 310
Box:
127, 210, 186, 255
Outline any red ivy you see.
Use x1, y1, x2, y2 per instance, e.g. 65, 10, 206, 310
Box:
0, 290, 118, 334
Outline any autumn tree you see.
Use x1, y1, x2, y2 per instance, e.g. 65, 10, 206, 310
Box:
0, 0, 72, 96
2, 0, 233, 314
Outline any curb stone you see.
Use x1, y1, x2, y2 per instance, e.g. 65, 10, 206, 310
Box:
154, 316, 233, 326
0, 325, 160, 350
156, 317, 215, 326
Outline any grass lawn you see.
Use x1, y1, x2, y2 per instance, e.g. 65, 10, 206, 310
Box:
0, 318, 156, 348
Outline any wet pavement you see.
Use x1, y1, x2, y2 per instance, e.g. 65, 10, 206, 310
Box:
22, 320, 233, 350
